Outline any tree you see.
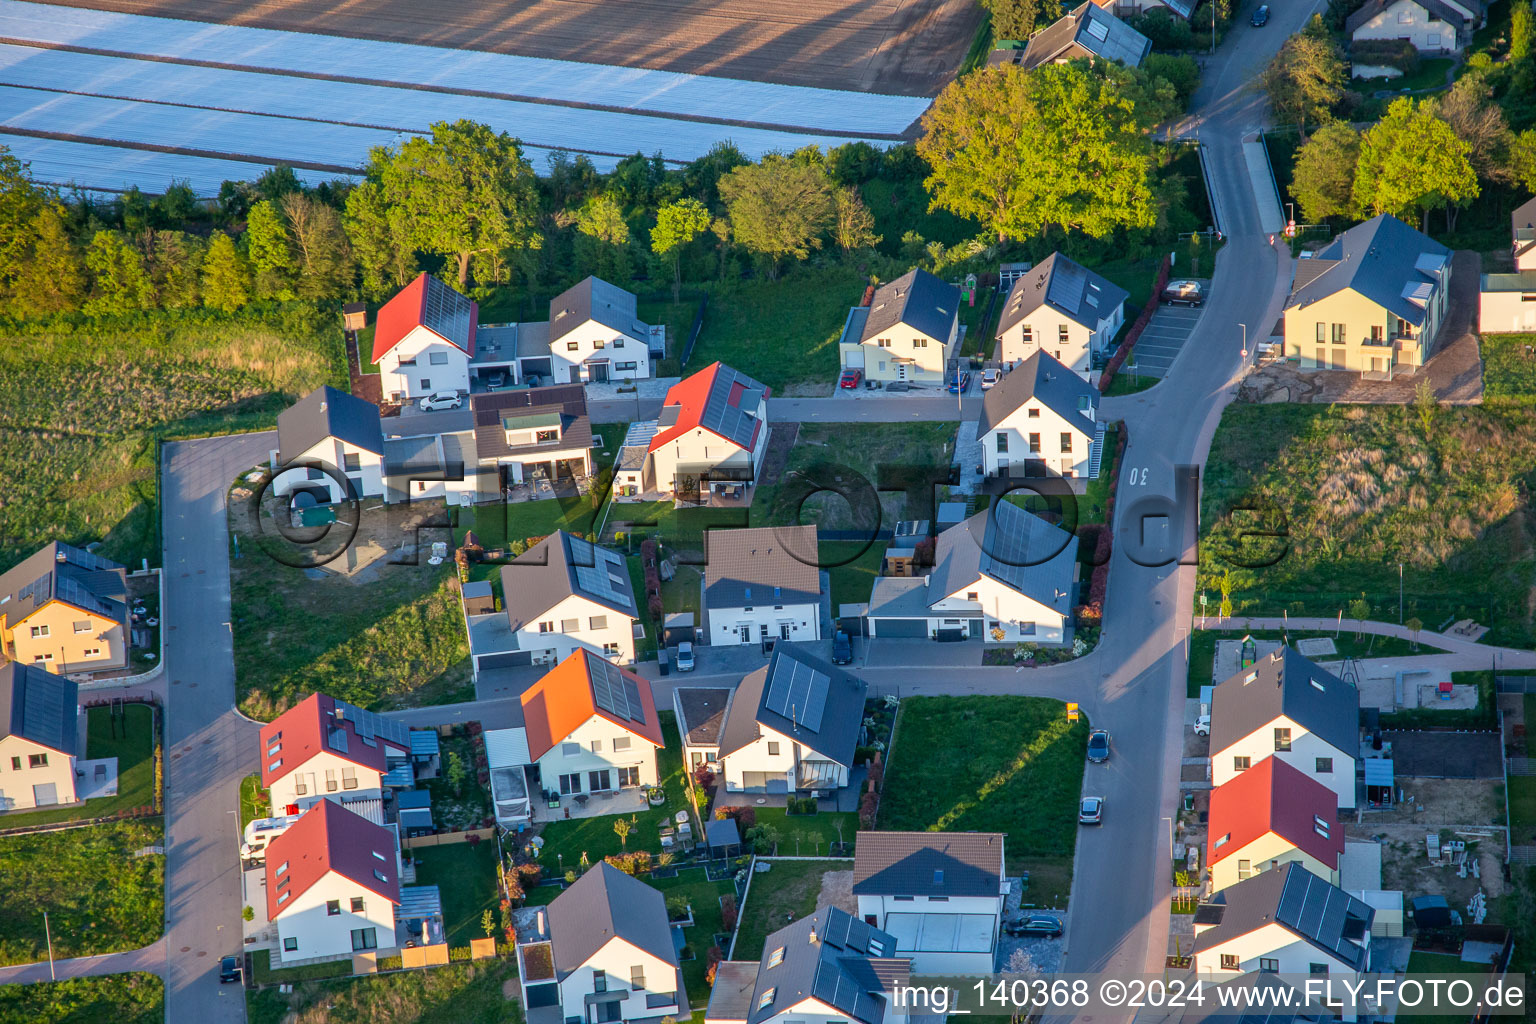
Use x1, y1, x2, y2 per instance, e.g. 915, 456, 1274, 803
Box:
201, 231, 250, 312
832, 187, 880, 253
984, 0, 1059, 41
367, 119, 540, 287
917, 63, 1154, 242
344, 180, 417, 298
7, 204, 84, 317
83, 230, 154, 315
1353, 97, 1478, 231
1433, 75, 1514, 184
1291, 122, 1361, 222
446, 751, 468, 795
573, 192, 632, 280
718, 155, 834, 278
1405, 615, 1423, 649
1513, 130, 1536, 192
0, 146, 47, 300
1347, 595, 1371, 637
280, 192, 352, 299
614, 816, 634, 850
1413, 376, 1438, 433
244, 199, 297, 299
1512, 0, 1533, 64
140, 230, 204, 308
1259, 31, 1345, 133
481, 908, 496, 938
651, 197, 711, 301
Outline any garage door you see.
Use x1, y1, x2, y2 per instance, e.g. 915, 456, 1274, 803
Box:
476, 651, 532, 671
741, 772, 769, 792
873, 618, 927, 638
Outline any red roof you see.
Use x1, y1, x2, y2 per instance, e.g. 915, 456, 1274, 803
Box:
648, 361, 769, 454
264, 800, 400, 921
520, 650, 665, 761
1208, 758, 1343, 869
371, 273, 478, 362
259, 693, 390, 789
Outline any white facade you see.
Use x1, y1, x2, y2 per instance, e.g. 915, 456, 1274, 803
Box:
848, 319, 958, 384
720, 724, 849, 793
1351, 0, 1463, 52
557, 936, 682, 1023
1479, 279, 1536, 333
271, 436, 385, 502
267, 750, 386, 817
272, 867, 398, 963
1193, 920, 1367, 985
649, 423, 769, 497
535, 714, 660, 798
855, 892, 1002, 975
0, 734, 77, 810
551, 319, 652, 385
1211, 718, 1356, 809
998, 305, 1122, 378
515, 593, 639, 666
933, 573, 1071, 645
709, 598, 822, 646
379, 325, 471, 401
759, 995, 881, 1024
981, 396, 1097, 479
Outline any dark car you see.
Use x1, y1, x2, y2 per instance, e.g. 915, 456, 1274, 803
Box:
1162, 279, 1205, 306
1004, 914, 1064, 938
839, 368, 862, 389
1087, 729, 1111, 763
831, 630, 853, 665
947, 371, 971, 394
1251, 4, 1270, 25
219, 954, 242, 984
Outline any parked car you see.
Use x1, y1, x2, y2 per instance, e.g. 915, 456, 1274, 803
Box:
947, 371, 971, 394
1193, 713, 1211, 737
1087, 729, 1111, 763
219, 954, 242, 983
831, 630, 853, 665
1003, 914, 1064, 938
981, 368, 1002, 390
1162, 280, 1205, 306
1251, 4, 1269, 24
418, 390, 463, 411
1079, 795, 1104, 825
839, 368, 863, 389
675, 641, 695, 672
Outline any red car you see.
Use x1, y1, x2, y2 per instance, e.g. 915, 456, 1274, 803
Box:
839, 368, 862, 388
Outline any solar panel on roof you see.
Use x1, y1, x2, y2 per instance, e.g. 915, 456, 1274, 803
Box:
764, 657, 830, 733
1046, 261, 1087, 314
421, 276, 473, 344
590, 659, 645, 724
622, 679, 645, 724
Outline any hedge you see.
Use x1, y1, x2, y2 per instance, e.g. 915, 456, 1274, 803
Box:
1098, 256, 1171, 393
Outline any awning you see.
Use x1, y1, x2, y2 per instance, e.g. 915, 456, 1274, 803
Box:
1363, 758, 1394, 786
799, 760, 843, 786
396, 885, 443, 923
382, 764, 414, 787
409, 731, 440, 759
485, 727, 532, 769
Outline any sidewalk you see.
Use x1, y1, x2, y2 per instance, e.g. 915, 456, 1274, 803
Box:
1206, 617, 1536, 668
0, 940, 166, 984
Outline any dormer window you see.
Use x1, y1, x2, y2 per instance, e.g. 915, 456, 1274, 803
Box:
758, 988, 776, 1009
767, 947, 785, 968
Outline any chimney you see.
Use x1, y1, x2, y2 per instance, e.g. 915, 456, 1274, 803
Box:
537, 910, 547, 938
808, 926, 819, 945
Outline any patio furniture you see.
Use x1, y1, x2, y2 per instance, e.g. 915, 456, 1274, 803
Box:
674, 811, 688, 825
575, 794, 589, 807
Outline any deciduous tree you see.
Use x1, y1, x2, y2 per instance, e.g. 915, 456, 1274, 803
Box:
139, 230, 204, 308
1433, 74, 1514, 184
280, 192, 352, 299
83, 230, 154, 316
0, 146, 47, 299
343, 180, 417, 299
1513, 129, 1536, 192
201, 231, 250, 312
1512, 0, 1533, 63
7, 205, 84, 317
984, 0, 1060, 41
244, 199, 296, 300
1259, 30, 1345, 133
832, 187, 880, 253
718, 154, 834, 278
573, 192, 632, 280
1353, 97, 1478, 231
651, 197, 711, 301
1291, 122, 1361, 222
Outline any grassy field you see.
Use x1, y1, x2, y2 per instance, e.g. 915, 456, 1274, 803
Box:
247, 959, 521, 1024
879, 696, 1087, 907
1186, 627, 1449, 695
821, 539, 885, 608
649, 869, 737, 1006
1481, 334, 1536, 404
0, 304, 343, 576
1513, 696, 1536, 845
1198, 403, 1536, 647
1100, 372, 1158, 396
0, 818, 164, 965
412, 841, 501, 947
0, 972, 163, 1024
240, 774, 267, 829
0, 703, 157, 828
729, 807, 860, 857
732, 858, 842, 959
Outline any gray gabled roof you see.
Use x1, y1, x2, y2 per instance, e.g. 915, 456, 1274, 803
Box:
548, 276, 643, 343
717, 646, 867, 767
851, 831, 1004, 898
928, 499, 1078, 615
1180, 975, 1313, 1024
976, 350, 1098, 436
548, 861, 679, 975
0, 542, 128, 627
277, 385, 386, 465
996, 252, 1129, 338
703, 526, 823, 610
746, 908, 900, 1024
1347, 0, 1466, 35
499, 531, 636, 629
859, 269, 960, 346
1210, 647, 1359, 756
674, 686, 733, 746
0, 660, 79, 756
1284, 214, 1450, 328
1019, 3, 1152, 69
1192, 863, 1372, 971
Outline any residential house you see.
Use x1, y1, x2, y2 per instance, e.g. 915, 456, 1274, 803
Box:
265, 800, 401, 963
0, 542, 129, 674
995, 253, 1129, 376
851, 831, 1006, 974
626, 363, 770, 501
520, 649, 664, 801
518, 861, 685, 1024
273, 385, 387, 502
703, 526, 826, 646
1090, 0, 1194, 20
469, 531, 639, 674
373, 273, 476, 403
705, 907, 906, 1024
1012, 4, 1151, 71
1281, 214, 1453, 375
1479, 196, 1536, 333
260, 693, 414, 818
1193, 863, 1374, 993
838, 270, 960, 385
1513, 196, 1536, 271
469, 385, 595, 497
672, 686, 733, 771
717, 646, 867, 795
1207, 757, 1345, 893
976, 351, 1100, 480
866, 500, 1078, 644
1210, 648, 1360, 809
547, 277, 658, 384
1346, 0, 1471, 53
0, 661, 79, 810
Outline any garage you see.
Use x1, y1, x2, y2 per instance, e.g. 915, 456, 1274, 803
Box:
872, 618, 928, 638
475, 650, 531, 673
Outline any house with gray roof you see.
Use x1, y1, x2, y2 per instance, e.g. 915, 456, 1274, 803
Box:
1347, 0, 1474, 53
517, 861, 686, 1024
866, 493, 1079, 645
1281, 214, 1452, 376
716, 646, 867, 795
838, 269, 961, 385
0, 660, 80, 810
1193, 863, 1374, 984
1014, 3, 1151, 71
672, 686, 733, 770
0, 542, 129, 675
547, 276, 661, 384
852, 831, 1006, 973
1480, 195, 1536, 333
469, 384, 595, 500
996, 252, 1129, 377
705, 907, 906, 1024
703, 526, 827, 646
976, 350, 1100, 479
1210, 647, 1360, 809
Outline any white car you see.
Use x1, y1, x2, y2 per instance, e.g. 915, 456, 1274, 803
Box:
418, 391, 463, 412
675, 642, 695, 672
1193, 714, 1211, 737
981, 368, 1002, 390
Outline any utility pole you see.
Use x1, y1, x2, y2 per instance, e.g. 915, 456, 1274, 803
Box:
44, 911, 55, 980
1398, 564, 1404, 624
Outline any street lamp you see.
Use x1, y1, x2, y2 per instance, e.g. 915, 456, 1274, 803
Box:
1239, 323, 1248, 360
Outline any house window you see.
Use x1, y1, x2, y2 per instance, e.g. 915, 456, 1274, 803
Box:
351, 928, 378, 951
1220, 954, 1239, 970
1314, 816, 1331, 838
1274, 728, 1291, 752
1331, 323, 1347, 343
32, 653, 52, 664
614, 338, 625, 348
616, 362, 638, 372
352, 897, 365, 913
9, 757, 18, 770
603, 642, 621, 656
567, 342, 580, 351
613, 736, 632, 752
594, 339, 606, 349
1214, 832, 1231, 848
1060, 432, 1072, 453
1370, 325, 1384, 343
767, 742, 781, 756
996, 433, 1008, 453
327, 900, 341, 916
1310, 963, 1329, 974
539, 621, 554, 633
767, 946, 785, 968
294, 776, 309, 795
342, 767, 357, 789
428, 351, 448, 365
283, 937, 298, 952
1233, 756, 1250, 772
419, 379, 431, 389
1237, 859, 1252, 879
631, 966, 646, 990
1316, 757, 1333, 773
588, 770, 612, 791
559, 773, 581, 794
82, 648, 101, 658
372, 850, 387, 862
1259, 958, 1279, 973
758, 988, 776, 1010
73, 621, 92, 634
1058, 324, 1069, 344
1021, 326, 1033, 343
344, 452, 362, 472
913, 338, 927, 347
877, 338, 891, 348
373, 869, 388, 883
277, 891, 291, 906
326, 769, 337, 792
594, 970, 608, 993
29, 624, 49, 638
1315, 322, 1326, 342
560, 618, 580, 633
562, 742, 581, 757
590, 739, 604, 753
536, 429, 558, 443
590, 615, 608, 630
276, 861, 289, 876
28, 753, 47, 768
893, 895, 915, 902
1028, 433, 1041, 453
617, 766, 640, 787
1027, 407, 1040, 418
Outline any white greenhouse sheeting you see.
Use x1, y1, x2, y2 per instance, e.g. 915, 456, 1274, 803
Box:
0, 45, 890, 163
0, 0, 929, 136
0, 134, 355, 195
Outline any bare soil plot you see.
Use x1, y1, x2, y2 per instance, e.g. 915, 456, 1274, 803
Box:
48, 0, 981, 97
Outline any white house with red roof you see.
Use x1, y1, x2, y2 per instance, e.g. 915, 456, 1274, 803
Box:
1207, 757, 1344, 894
265, 800, 401, 963
260, 693, 413, 818
373, 273, 477, 403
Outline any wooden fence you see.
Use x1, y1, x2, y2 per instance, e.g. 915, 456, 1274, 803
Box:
403, 827, 495, 850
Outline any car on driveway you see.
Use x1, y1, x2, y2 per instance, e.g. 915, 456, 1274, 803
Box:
832, 630, 853, 665
981, 368, 1001, 390
1004, 913, 1064, 937
1079, 795, 1104, 825
220, 954, 242, 983
418, 390, 463, 411
947, 371, 971, 394
1193, 713, 1211, 736
1251, 4, 1269, 24
1087, 729, 1110, 763
1161, 280, 1205, 306
839, 368, 862, 389
675, 641, 695, 672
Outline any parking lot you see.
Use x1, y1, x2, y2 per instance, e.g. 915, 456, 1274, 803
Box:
1124, 303, 1204, 378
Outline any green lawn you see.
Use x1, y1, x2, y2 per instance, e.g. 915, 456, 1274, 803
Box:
240, 773, 267, 829
1079, 423, 1119, 526
649, 870, 737, 1006
413, 841, 502, 948
247, 958, 520, 1024
1512, 697, 1536, 845
1187, 627, 1450, 696
0, 703, 157, 828
732, 859, 841, 960
959, 285, 999, 359
0, 972, 163, 1024
879, 696, 1087, 905
660, 563, 703, 623
731, 807, 860, 857
1481, 334, 1536, 405
0, 818, 164, 965
249, 947, 352, 985
821, 539, 885, 609
1101, 368, 1159, 396
627, 553, 660, 660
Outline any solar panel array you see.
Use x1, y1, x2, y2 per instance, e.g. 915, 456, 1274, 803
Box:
1080, 8, 1151, 66
569, 538, 633, 610
335, 699, 411, 748
979, 500, 1060, 595
421, 275, 475, 347
701, 368, 765, 448
1045, 258, 1087, 316
17, 668, 72, 752
15, 573, 50, 610
1275, 868, 1370, 968
763, 654, 831, 733
589, 657, 646, 725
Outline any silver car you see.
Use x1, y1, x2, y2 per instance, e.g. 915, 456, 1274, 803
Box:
1079, 796, 1104, 825
418, 390, 463, 411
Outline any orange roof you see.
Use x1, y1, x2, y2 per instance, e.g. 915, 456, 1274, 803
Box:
371, 273, 477, 362
1208, 758, 1344, 869
648, 361, 769, 453
520, 650, 665, 760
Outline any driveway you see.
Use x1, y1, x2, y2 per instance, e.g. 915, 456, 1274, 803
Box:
1126, 304, 1204, 377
